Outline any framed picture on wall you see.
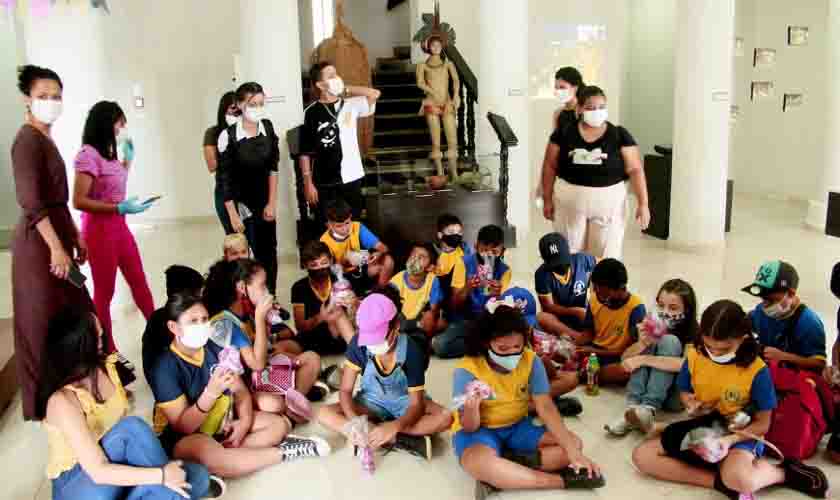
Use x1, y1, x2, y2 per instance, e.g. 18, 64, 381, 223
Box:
734, 37, 745, 57
751, 81, 774, 101
788, 26, 809, 46
754, 48, 776, 67
783, 93, 804, 111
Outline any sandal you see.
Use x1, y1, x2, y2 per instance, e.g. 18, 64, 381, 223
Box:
560, 467, 605, 489
782, 459, 830, 498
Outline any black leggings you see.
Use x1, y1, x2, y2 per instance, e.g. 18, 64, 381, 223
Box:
244, 213, 278, 295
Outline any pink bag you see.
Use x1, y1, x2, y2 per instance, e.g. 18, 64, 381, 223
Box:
251, 354, 312, 421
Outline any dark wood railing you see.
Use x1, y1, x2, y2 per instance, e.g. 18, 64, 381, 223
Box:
446, 44, 477, 163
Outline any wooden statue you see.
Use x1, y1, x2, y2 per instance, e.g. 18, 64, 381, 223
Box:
311, 0, 374, 155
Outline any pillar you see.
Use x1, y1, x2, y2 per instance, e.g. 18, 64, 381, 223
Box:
478, 0, 530, 238
806, 0, 840, 230
240, 0, 305, 258
668, 0, 734, 251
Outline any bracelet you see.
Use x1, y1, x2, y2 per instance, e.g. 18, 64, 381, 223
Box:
160, 466, 165, 485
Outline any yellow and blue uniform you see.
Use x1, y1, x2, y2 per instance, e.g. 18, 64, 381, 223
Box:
389, 271, 443, 321
749, 305, 826, 362
451, 349, 550, 460
534, 253, 596, 330
458, 254, 512, 317
582, 293, 646, 355
320, 222, 380, 268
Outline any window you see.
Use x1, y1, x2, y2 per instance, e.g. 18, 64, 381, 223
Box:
312, 0, 335, 47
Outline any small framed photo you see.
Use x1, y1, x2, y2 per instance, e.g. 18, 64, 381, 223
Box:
788, 26, 809, 46
734, 37, 745, 57
751, 81, 775, 101
783, 93, 804, 111
754, 48, 776, 67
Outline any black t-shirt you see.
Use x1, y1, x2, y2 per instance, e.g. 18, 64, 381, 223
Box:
550, 122, 637, 187
216, 120, 280, 209
300, 101, 344, 186
291, 276, 333, 323
555, 109, 577, 131
203, 126, 222, 148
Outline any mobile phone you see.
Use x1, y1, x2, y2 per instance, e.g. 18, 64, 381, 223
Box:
143, 195, 161, 205
67, 265, 87, 288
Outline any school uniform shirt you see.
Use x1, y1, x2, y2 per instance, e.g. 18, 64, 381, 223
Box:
209, 311, 256, 350
582, 294, 646, 353
320, 222, 380, 270
300, 97, 375, 186
550, 121, 637, 188
344, 334, 426, 393
749, 305, 827, 361
389, 271, 444, 321
677, 346, 777, 417
148, 343, 232, 435
534, 253, 596, 328
436, 245, 469, 312
291, 276, 333, 323
457, 254, 513, 316
451, 349, 549, 432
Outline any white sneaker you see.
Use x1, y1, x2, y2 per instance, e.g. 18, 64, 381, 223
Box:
279, 435, 332, 462
604, 414, 635, 436
626, 405, 656, 435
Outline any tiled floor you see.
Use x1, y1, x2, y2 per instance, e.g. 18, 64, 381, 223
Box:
2, 195, 840, 500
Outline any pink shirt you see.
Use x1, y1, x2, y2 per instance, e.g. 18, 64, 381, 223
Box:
74, 145, 128, 203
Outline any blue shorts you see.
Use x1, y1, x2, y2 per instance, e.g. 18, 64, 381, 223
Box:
733, 439, 765, 457
354, 392, 410, 421
452, 417, 547, 461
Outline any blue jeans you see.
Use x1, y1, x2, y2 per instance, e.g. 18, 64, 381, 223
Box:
626, 334, 683, 410
431, 321, 469, 359
214, 182, 233, 235
52, 417, 210, 500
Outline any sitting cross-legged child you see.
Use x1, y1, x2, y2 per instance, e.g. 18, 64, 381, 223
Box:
567, 258, 646, 386
452, 304, 604, 500
606, 279, 699, 436
318, 289, 453, 461
389, 242, 448, 351
632, 299, 829, 500
202, 259, 329, 419
431, 214, 473, 359
148, 293, 331, 480
320, 198, 394, 294
223, 233, 250, 262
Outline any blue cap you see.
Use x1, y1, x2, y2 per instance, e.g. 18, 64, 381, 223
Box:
500, 287, 538, 327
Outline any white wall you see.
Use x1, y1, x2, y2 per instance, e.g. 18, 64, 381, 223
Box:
731, 0, 828, 201
0, 14, 23, 230
343, 0, 410, 67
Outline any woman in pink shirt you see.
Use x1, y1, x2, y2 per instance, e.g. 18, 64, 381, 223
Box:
73, 101, 157, 355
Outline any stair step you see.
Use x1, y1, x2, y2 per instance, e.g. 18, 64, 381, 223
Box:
368, 145, 458, 156
374, 70, 418, 86
375, 113, 423, 120
393, 46, 411, 59
374, 128, 429, 137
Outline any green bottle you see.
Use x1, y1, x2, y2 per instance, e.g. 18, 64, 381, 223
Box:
586, 353, 600, 396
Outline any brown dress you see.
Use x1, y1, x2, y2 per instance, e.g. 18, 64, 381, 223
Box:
11, 124, 92, 420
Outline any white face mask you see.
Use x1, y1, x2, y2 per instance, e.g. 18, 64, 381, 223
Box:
244, 106, 265, 123
657, 309, 686, 330
225, 114, 239, 126
116, 127, 131, 143
181, 322, 212, 349
488, 349, 522, 371
367, 334, 393, 356
708, 350, 737, 364
326, 77, 345, 97
763, 296, 793, 319
31, 99, 63, 124
554, 88, 572, 105
583, 108, 608, 127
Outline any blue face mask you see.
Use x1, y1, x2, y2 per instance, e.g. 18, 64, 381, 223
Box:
488, 348, 522, 371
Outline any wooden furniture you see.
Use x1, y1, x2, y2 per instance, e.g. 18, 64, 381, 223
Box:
826, 191, 840, 238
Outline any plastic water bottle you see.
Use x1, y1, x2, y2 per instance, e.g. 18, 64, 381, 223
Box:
360, 445, 375, 474
586, 354, 600, 396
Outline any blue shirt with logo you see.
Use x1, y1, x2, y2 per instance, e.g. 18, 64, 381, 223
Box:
534, 253, 596, 329
749, 305, 827, 360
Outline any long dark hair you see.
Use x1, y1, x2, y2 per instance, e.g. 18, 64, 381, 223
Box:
576, 85, 607, 109
166, 293, 206, 324
465, 306, 530, 358
215, 91, 237, 132
17, 65, 62, 95
657, 279, 699, 343
554, 67, 584, 88
695, 300, 760, 367
202, 258, 264, 317
82, 101, 126, 161
37, 305, 102, 419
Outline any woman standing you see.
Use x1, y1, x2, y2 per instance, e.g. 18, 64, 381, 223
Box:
73, 101, 157, 355
552, 67, 584, 130
217, 82, 279, 294
203, 92, 239, 234
11, 65, 92, 420
540, 86, 650, 259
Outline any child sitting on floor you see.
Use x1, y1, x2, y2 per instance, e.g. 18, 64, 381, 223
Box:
452, 304, 604, 500
389, 241, 447, 351
632, 300, 829, 500
223, 233, 250, 261
318, 288, 452, 461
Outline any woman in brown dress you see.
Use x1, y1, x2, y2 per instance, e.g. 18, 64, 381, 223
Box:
12, 65, 92, 420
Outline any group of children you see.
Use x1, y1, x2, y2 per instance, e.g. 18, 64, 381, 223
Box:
42, 195, 838, 500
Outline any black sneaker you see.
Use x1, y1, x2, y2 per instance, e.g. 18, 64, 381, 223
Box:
393, 433, 432, 461
781, 459, 829, 498
554, 396, 583, 417
560, 467, 605, 489
203, 475, 226, 499
475, 480, 499, 500
321, 364, 343, 391
278, 435, 332, 462
306, 381, 329, 402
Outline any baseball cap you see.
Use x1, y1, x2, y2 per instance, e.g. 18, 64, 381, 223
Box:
741, 260, 799, 298
500, 287, 538, 328
356, 293, 398, 346
539, 233, 571, 272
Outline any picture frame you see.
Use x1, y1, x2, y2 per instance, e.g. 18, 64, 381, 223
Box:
788, 26, 809, 46
734, 37, 745, 57
751, 81, 774, 101
783, 93, 804, 111
754, 48, 776, 67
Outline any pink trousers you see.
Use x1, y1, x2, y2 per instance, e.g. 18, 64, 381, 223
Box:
82, 213, 155, 353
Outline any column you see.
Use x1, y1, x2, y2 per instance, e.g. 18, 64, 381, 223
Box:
668, 0, 734, 251
240, 0, 305, 258
806, 0, 840, 230
478, 0, 530, 238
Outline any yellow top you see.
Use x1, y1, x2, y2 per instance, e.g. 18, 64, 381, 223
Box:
320, 222, 362, 269
589, 293, 644, 353
45, 354, 128, 479
389, 271, 439, 320
451, 349, 537, 433
437, 247, 466, 288
685, 346, 767, 416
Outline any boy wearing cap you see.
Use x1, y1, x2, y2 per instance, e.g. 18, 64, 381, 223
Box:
534, 232, 597, 337
742, 260, 827, 372
318, 291, 453, 460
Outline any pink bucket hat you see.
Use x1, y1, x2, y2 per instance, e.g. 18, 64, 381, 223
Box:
357, 293, 398, 346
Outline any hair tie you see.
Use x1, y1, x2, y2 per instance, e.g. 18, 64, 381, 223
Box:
485, 296, 515, 315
